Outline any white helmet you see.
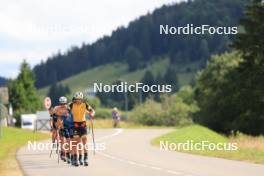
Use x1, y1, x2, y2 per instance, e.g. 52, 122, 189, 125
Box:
74, 91, 83, 99
59, 96, 67, 104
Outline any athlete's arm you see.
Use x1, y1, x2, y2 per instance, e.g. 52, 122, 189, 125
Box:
51, 106, 58, 116
85, 102, 95, 117
68, 102, 73, 111
49, 117, 53, 130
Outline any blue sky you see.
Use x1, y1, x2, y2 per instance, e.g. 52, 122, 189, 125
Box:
0, 0, 182, 78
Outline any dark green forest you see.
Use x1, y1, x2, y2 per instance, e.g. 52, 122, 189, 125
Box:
195, 0, 264, 135
33, 0, 248, 88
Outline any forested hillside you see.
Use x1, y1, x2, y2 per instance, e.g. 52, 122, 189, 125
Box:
33, 0, 248, 88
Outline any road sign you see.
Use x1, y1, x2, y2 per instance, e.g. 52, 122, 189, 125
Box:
44, 97, 52, 110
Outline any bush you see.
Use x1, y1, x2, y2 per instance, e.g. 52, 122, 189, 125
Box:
95, 108, 112, 119
194, 52, 243, 134
130, 86, 198, 126
161, 94, 197, 126
129, 99, 163, 125
85, 97, 101, 109
14, 110, 22, 127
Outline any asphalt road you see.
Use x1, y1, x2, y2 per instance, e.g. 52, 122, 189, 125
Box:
17, 129, 264, 176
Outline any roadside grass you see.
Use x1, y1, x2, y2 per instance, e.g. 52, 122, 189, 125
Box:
0, 127, 49, 176
152, 125, 264, 164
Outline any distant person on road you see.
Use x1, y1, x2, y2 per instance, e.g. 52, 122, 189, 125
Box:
50, 96, 71, 162
112, 107, 121, 128
49, 107, 57, 147
69, 92, 95, 167
59, 97, 74, 164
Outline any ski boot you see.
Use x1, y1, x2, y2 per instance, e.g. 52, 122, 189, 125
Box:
79, 154, 83, 165
84, 153, 88, 166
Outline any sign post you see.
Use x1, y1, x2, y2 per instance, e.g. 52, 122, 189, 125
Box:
35, 97, 52, 132
44, 97, 52, 110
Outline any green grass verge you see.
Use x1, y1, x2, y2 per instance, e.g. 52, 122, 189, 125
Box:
152, 125, 264, 164
0, 127, 49, 175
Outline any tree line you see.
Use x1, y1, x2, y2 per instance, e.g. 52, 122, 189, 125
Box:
33, 0, 248, 88
97, 66, 179, 110
194, 0, 264, 135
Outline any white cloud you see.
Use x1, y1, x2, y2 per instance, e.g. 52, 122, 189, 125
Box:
0, 0, 182, 78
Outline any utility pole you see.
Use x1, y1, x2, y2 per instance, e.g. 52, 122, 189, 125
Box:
118, 79, 128, 120
124, 90, 128, 120
9, 103, 13, 126
139, 89, 143, 105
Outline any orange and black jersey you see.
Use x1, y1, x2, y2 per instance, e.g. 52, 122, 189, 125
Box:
69, 102, 93, 122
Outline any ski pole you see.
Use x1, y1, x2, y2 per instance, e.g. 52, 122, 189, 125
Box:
57, 129, 60, 164
49, 140, 53, 158
90, 116, 96, 155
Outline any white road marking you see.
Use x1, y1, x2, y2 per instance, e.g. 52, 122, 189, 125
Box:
95, 129, 194, 175
128, 161, 137, 165
166, 170, 183, 175
150, 166, 162, 170
137, 163, 148, 168
116, 158, 125, 162
96, 128, 123, 142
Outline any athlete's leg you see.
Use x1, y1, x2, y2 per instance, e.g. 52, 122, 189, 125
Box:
64, 129, 71, 164
69, 129, 74, 164
81, 127, 88, 166
72, 128, 81, 167
78, 134, 83, 165
51, 129, 56, 145
113, 120, 117, 128
59, 130, 66, 161
72, 136, 80, 166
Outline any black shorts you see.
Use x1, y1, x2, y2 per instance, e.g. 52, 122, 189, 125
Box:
72, 122, 87, 137
59, 128, 73, 139
72, 127, 87, 137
